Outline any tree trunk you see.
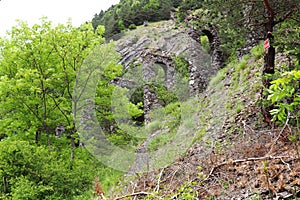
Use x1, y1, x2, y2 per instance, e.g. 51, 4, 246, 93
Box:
261, 44, 275, 122
261, 0, 276, 122
3, 176, 8, 194
263, 45, 275, 88
70, 128, 76, 170
35, 128, 41, 144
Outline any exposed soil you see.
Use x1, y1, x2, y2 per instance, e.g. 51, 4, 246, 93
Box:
113, 101, 300, 199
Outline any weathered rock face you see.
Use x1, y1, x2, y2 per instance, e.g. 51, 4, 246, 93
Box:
114, 20, 219, 120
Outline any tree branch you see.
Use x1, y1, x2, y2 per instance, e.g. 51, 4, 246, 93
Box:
262, 0, 274, 19
115, 191, 151, 200
275, 8, 299, 25
48, 94, 71, 126
155, 167, 165, 193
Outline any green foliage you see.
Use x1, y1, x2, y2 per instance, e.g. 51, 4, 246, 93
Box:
0, 18, 104, 138
251, 194, 262, 200
250, 43, 264, 60
165, 102, 181, 129
209, 67, 227, 86
147, 132, 169, 152
128, 23, 137, 30
180, 0, 299, 59
177, 0, 202, 20
11, 176, 53, 200
0, 138, 116, 199
91, 0, 181, 38
236, 55, 249, 71
155, 84, 178, 106
275, 20, 300, 59
171, 182, 198, 199
0, 19, 124, 199
200, 35, 210, 53
267, 69, 300, 124
173, 55, 189, 78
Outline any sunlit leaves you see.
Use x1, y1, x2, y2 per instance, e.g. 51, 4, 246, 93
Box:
267, 69, 300, 123
0, 18, 104, 136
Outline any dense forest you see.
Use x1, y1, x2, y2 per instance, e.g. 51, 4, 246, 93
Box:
0, 0, 299, 199
91, 0, 183, 38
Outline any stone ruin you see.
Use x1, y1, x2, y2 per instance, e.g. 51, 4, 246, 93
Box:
113, 21, 224, 123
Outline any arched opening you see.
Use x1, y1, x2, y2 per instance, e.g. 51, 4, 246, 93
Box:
202, 29, 214, 44
130, 86, 145, 125
201, 28, 224, 69
200, 35, 211, 53
202, 29, 214, 52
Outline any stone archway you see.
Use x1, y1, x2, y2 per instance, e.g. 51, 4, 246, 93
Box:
201, 27, 224, 70
141, 51, 176, 123
188, 25, 224, 70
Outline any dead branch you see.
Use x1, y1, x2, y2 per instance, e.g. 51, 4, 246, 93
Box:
155, 168, 165, 193
266, 112, 290, 155
169, 166, 181, 186
242, 120, 256, 135
100, 194, 106, 200
280, 157, 292, 171
115, 191, 151, 200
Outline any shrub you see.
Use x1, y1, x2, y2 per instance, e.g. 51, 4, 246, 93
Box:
267, 68, 300, 124
128, 24, 137, 30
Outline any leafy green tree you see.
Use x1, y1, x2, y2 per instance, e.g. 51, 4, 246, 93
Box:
0, 19, 124, 199
275, 20, 300, 63
0, 137, 114, 199
0, 18, 104, 159
92, 10, 105, 30
91, 0, 180, 38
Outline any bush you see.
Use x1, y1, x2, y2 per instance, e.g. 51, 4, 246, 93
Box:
200, 35, 210, 53
0, 137, 120, 199
267, 68, 300, 124
128, 24, 137, 30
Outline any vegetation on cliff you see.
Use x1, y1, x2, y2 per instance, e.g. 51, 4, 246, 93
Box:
0, 0, 299, 199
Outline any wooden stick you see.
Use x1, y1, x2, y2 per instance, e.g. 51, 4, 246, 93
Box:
267, 113, 290, 155
115, 191, 151, 200
155, 168, 165, 192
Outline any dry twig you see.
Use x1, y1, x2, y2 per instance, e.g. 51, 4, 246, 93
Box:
267, 113, 290, 155
115, 191, 151, 200
155, 167, 165, 192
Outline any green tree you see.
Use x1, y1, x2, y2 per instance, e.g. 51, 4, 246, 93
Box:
0, 138, 111, 199
0, 18, 104, 159
186, 0, 299, 119
0, 18, 124, 199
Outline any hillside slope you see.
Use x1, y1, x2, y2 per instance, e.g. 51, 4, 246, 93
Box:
110, 31, 300, 198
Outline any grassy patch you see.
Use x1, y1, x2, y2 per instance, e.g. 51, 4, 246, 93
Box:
251, 43, 264, 60
147, 134, 170, 152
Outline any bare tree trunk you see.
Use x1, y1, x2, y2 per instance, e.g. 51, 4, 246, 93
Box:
3, 176, 7, 194
69, 127, 76, 170
263, 44, 275, 88
261, 43, 275, 122
261, 0, 276, 122
35, 128, 41, 144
